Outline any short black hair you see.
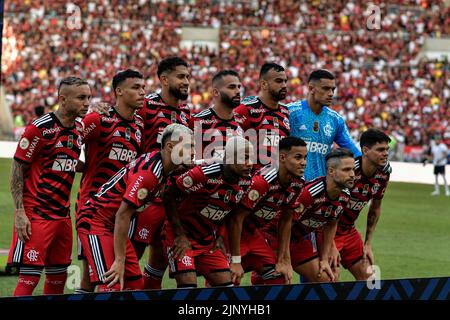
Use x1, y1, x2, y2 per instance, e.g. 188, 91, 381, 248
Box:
360, 129, 391, 149
279, 137, 307, 152
259, 62, 285, 80
34, 105, 45, 117
212, 69, 240, 87
112, 69, 143, 93
308, 69, 335, 83
58, 76, 89, 94
325, 148, 354, 167
157, 56, 189, 78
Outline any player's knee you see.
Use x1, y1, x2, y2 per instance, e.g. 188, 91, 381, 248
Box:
206, 271, 232, 287
175, 272, 197, 286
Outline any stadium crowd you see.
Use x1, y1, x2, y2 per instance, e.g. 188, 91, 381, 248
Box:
2, 0, 450, 156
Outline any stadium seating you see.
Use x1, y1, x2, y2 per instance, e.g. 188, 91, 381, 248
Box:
2, 0, 449, 152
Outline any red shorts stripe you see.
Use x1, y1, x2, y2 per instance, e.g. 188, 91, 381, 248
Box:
8, 218, 72, 267
78, 232, 142, 285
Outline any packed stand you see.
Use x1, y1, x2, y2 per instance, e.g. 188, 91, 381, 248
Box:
2, 0, 449, 158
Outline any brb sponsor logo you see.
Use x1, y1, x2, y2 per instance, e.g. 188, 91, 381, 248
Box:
306, 141, 329, 155
52, 159, 78, 172
109, 147, 137, 162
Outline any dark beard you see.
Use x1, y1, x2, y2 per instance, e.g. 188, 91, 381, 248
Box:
169, 86, 188, 101
220, 91, 240, 108
269, 88, 286, 101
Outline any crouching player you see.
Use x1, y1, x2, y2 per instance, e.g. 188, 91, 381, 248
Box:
76, 124, 193, 291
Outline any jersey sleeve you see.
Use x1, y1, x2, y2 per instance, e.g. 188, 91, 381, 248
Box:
81, 112, 101, 144
335, 116, 362, 157
239, 175, 270, 211
14, 124, 45, 164
123, 170, 160, 208
234, 104, 250, 131
175, 166, 208, 194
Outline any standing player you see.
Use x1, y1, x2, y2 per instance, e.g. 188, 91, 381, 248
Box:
279, 148, 355, 283
234, 62, 290, 169
331, 129, 390, 280
75, 69, 145, 294
229, 137, 307, 285
76, 124, 194, 291
189, 69, 244, 163
132, 57, 192, 289
162, 137, 253, 288
428, 136, 449, 196
8, 77, 90, 296
288, 69, 361, 181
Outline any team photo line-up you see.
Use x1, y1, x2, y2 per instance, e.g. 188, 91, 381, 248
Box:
7, 56, 393, 296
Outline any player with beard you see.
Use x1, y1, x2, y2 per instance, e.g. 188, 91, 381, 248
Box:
131, 57, 192, 289
189, 70, 244, 163
330, 129, 390, 280
76, 124, 194, 291
8, 77, 90, 296
162, 137, 253, 288
278, 148, 355, 283
235, 62, 290, 170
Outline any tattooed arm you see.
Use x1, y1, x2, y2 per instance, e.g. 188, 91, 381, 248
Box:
10, 160, 31, 242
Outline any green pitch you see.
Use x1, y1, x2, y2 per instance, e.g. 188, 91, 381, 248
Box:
0, 157, 449, 297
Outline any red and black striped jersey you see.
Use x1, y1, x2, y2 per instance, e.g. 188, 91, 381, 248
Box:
14, 112, 83, 220
240, 165, 305, 235
291, 176, 350, 242
137, 93, 190, 153
337, 157, 390, 233
76, 151, 164, 234
234, 96, 290, 168
189, 107, 244, 162
171, 163, 248, 245
76, 106, 143, 213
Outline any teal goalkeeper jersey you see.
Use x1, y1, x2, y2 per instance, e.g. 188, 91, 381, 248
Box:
288, 99, 361, 181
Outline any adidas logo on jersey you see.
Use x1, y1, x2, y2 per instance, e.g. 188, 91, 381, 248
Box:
299, 124, 307, 130
211, 192, 220, 199
157, 111, 165, 118
262, 119, 270, 125
55, 141, 63, 148
113, 130, 121, 137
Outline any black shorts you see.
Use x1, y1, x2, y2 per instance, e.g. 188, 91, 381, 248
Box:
434, 165, 446, 175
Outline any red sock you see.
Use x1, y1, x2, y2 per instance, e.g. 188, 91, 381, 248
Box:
143, 264, 164, 290
43, 273, 68, 295
14, 274, 41, 296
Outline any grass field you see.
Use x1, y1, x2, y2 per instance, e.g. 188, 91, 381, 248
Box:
0, 157, 449, 297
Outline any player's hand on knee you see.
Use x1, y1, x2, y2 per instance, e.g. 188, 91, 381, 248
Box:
88, 102, 109, 115
363, 244, 374, 266
15, 208, 31, 242
104, 260, 125, 290
172, 235, 191, 260
318, 260, 335, 282
230, 263, 244, 285
275, 261, 293, 284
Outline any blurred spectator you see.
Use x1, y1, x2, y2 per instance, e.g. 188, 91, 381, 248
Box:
2, 0, 449, 162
